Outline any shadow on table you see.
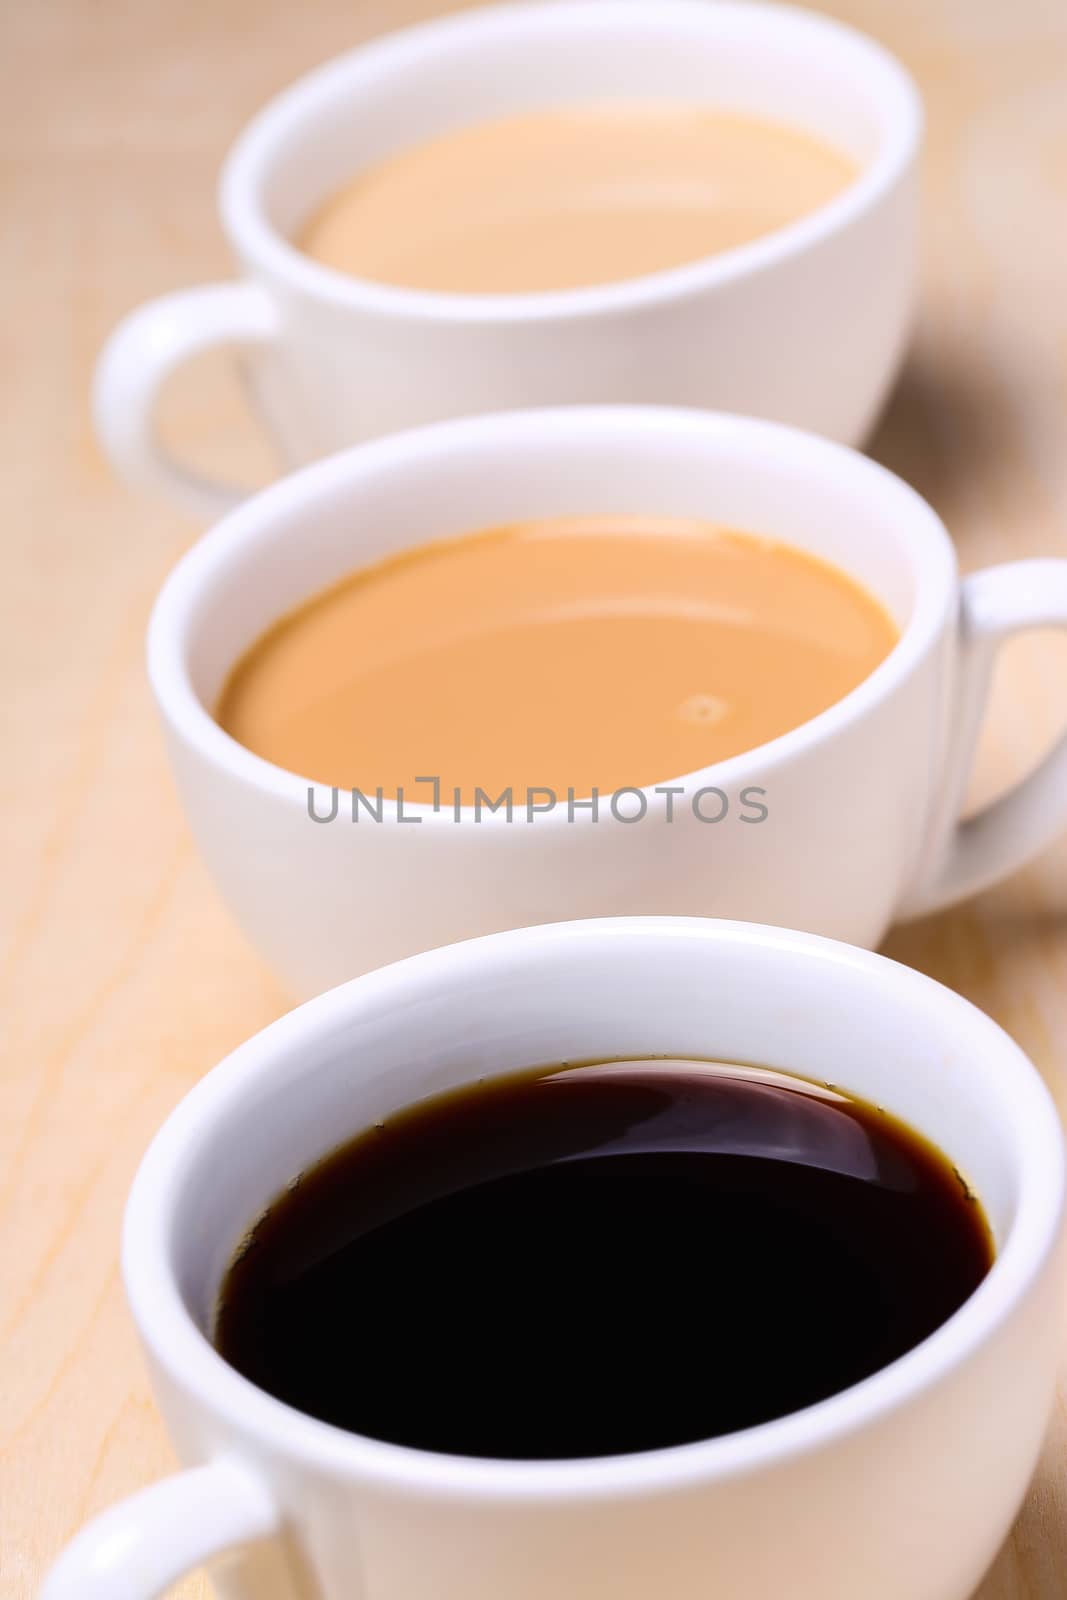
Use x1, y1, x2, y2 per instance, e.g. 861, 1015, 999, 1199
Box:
881, 883, 1067, 1084
865, 338, 1017, 554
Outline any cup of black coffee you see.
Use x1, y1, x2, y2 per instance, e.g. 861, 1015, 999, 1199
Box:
216, 1058, 992, 1461
43, 918, 1065, 1600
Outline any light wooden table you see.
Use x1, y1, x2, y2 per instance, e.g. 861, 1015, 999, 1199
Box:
4, 2, 1067, 1595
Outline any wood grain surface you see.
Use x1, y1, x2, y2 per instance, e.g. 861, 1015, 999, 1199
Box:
3, 2, 1067, 1595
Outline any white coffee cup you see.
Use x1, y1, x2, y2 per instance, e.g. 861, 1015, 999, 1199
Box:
146, 405, 1067, 998
41, 916, 1066, 1600
92, 0, 921, 519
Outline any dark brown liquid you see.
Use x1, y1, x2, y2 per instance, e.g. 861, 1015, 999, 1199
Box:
214, 1062, 993, 1460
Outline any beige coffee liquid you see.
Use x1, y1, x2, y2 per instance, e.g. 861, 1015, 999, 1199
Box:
299, 104, 858, 293
216, 517, 898, 800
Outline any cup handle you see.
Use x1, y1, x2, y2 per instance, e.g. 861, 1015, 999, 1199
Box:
92, 282, 280, 520
900, 558, 1067, 918
40, 1458, 280, 1600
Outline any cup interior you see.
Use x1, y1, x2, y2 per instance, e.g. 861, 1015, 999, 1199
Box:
153, 409, 955, 737
135, 920, 1059, 1441
223, 0, 919, 272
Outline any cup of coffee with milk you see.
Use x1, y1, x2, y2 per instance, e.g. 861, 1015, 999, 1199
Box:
147, 403, 1067, 994
94, 0, 920, 516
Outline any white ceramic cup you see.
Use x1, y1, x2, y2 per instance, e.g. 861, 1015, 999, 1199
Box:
147, 405, 1067, 998
92, 0, 921, 520
41, 917, 1066, 1600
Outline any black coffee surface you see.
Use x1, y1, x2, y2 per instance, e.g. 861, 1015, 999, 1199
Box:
214, 1061, 993, 1459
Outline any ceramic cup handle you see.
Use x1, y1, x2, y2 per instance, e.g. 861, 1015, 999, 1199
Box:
92, 282, 280, 521
902, 558, 1067, 918
40, 1459, 280, 1600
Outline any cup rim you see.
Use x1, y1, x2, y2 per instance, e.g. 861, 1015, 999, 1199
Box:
146, 405, 958, 826
218, 0, 923, 325
123, 916, 1066, 1500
